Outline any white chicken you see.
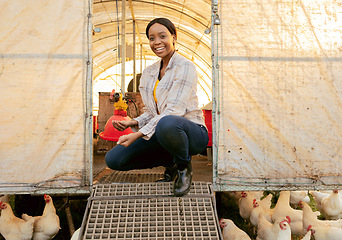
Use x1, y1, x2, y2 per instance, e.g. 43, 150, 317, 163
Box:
227, 191, 264, 205
258, 193, 273, 209
238, 191, 262, 221
0, 195, 10, 217
271, 191, 303, 236
219, 218, 251, 240
250, 194, 274, 227
251, 191, 264, 200
309, 191, 330, 203
22, 195, 60, 240
299, 200, 342, 231
227, 191, 243, 203
324, 218, 342, 228
0, 195, 10, 204
289, 191, 310, 207
0, 201, 34, 240
320, 190, 342, 220
307, 224, 342, 240
309, 191, 331, 214
301, 230, 312, 240
70, 228, 80, 240
299, 201, 330, 231
256, 215, 291, 240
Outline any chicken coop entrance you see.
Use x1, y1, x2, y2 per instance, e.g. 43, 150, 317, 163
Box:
78, 182, 223, 239
91, 0, 214, 189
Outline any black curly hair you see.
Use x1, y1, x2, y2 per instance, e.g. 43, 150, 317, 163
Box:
145, 18, 177, 39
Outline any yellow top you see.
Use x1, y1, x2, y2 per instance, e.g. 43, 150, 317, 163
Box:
153, 79, 159, 103
114, 94, 128, 111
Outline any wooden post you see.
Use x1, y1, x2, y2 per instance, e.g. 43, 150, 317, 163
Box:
64, 198, 75, 238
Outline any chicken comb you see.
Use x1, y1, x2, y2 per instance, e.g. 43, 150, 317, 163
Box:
285, 216, 291, 223
219, 218, 227, 228
279, 220, 288, 230
307, 225, 312, 231
253, 199, 257, 204
0, 201, 2, 205
298, 201, 303, 208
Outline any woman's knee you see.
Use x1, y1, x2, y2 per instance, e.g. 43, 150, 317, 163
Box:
105, 147, 124, 170
156, 115, 180, 134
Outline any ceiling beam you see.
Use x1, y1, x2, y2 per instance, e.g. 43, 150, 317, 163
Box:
93, 0, 209, 28
128, 0, 143, 46
92, 23, 211, 51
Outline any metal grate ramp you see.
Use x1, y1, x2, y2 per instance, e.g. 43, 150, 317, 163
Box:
79, 182, 223, 240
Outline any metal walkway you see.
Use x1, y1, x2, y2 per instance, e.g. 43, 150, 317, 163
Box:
79, 182, 223, 239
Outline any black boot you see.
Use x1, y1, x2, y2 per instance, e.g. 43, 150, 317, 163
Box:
173, 162, 193, 197
156, 164, 177, 182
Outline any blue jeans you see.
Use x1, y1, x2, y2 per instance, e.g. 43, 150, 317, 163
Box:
105, 115, 209, 171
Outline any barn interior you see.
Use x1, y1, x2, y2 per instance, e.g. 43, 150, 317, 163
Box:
91, 0, 213, 185
1, 0, 342, 239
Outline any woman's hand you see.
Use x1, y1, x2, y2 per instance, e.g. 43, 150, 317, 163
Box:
112, 120, 138, 131
117, 132, 144, 147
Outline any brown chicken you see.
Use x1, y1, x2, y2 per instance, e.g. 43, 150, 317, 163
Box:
22, 195, 60, 240
0, 201, 34, 240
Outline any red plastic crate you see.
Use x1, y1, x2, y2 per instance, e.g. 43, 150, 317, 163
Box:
202, 110, 212, 147
93, 115, 98, 134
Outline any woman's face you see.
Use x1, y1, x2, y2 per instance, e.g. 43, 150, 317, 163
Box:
148, 23, 175, 61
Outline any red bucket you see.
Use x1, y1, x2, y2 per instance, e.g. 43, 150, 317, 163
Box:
99, 110, 133, 142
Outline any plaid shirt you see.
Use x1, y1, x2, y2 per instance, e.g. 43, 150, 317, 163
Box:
133, 52, 206, 140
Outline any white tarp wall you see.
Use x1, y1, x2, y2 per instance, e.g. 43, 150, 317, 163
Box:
0, 0, 92, 193
213, 0, 342, 191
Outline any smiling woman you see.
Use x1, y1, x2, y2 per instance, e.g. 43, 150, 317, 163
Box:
91, 2, 212, 115
92, 58, 210, 116
146, 18, 177, 67
104, 18, 209, 197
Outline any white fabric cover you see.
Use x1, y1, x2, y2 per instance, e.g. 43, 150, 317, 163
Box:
0, 0, 91, 192
215, 0, 342, 189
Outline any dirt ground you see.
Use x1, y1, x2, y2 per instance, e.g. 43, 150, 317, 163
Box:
93, 147, 213, 183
